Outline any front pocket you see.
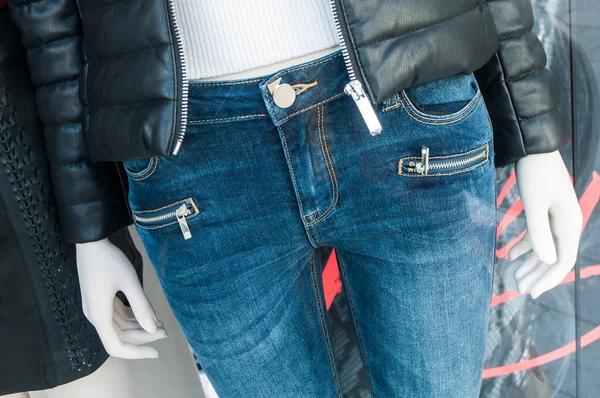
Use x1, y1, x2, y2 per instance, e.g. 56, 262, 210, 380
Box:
398, 142, 490, 177
132, 198, 199, 240
383, 73, 482, 126
399, 87, 481, 125
123, 156, 159, 182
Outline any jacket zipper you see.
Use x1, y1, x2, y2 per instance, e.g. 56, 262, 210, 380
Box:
169, 0, 379, 153
166, 0, 189, 155
134, 204, 193, 240
407, 145, 489, 175
329, 0, 382, 136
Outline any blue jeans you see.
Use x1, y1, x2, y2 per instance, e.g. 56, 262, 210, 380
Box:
124, 50, 497, 397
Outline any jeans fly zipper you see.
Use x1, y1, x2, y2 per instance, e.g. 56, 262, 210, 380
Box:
329, 0, 382, 136
166, 0, 189, 155
134, 204, 193, 240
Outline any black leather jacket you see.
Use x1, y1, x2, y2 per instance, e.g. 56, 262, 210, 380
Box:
6, 0, 568, 243
0, 10, 143, 393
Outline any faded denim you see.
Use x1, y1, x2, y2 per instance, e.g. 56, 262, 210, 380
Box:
124, 49, 497, 398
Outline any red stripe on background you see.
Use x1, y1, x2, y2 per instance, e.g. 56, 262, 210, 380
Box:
483, 325, 600, 379
489, 289, 522, 308
581, 324, 600, 348
496, 198, 524, 239
495, 230, 526, 260
323, 252, 342, 310
482, 341, 577, 379
582, 263, 600, 279
497, 170, 516, 207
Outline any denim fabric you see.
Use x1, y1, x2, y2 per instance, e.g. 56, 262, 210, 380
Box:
124, 49, 497, 398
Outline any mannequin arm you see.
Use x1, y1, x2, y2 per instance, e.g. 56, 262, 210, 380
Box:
508, 150, 583, 299
76, 238, 167, 359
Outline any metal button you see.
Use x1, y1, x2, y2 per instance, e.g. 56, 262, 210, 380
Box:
268, 77, 296, 109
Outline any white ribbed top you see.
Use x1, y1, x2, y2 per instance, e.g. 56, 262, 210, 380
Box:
173, 0, 340, 81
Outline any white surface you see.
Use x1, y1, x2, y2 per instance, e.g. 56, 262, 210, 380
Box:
174, 0, 339, 80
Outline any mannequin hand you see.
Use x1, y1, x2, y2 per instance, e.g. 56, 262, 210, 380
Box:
509, 150, 583, 299
76, 238, 168, 359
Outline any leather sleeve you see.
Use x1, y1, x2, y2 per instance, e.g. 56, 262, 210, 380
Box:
7, 0, 132, 243
475, 0, 570, 167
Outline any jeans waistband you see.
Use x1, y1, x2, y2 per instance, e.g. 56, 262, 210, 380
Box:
186, 49, 348, 128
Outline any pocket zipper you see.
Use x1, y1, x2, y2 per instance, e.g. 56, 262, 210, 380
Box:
134, 204, 193, 240
403, 144, 489, 176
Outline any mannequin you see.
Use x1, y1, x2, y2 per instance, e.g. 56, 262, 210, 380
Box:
73, 48, 583, 359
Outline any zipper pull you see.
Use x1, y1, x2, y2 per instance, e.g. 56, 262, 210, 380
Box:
415, 146, 430, 175
344, 80, 382, 136
175, 204, 192, 240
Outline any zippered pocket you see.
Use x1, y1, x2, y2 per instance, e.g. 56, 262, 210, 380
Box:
398, 142, 490, 177
132, 198, 199, 240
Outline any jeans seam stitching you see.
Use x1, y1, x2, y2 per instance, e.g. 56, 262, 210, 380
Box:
337, 254, 377, 397
309, 250, 343, 397
306, 226, 320, 248
400, 90, 481, 125
127, 156, 159, 181
313, 105, 339, 224
382, 93, 402, 112
302, 211, 322, 248
188, 113, 269, 124
313, 223, 325, 246
401, 89, 479, 122
279, 125, 318, 248
302, 218, 321, 248
303, 209, 319, 219
277, 125, 306, 215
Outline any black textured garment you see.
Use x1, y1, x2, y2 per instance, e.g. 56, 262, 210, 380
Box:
0, 12, 142, 395
7, 0, 132, 244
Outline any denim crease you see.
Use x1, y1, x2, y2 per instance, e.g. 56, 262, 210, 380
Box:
124, 49, 497, 398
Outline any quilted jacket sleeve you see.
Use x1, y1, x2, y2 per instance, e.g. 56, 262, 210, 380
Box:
7, 0, 132, 243
475, 0, 570, 167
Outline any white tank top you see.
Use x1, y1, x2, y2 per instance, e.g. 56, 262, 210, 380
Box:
173, 0, 341, 81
